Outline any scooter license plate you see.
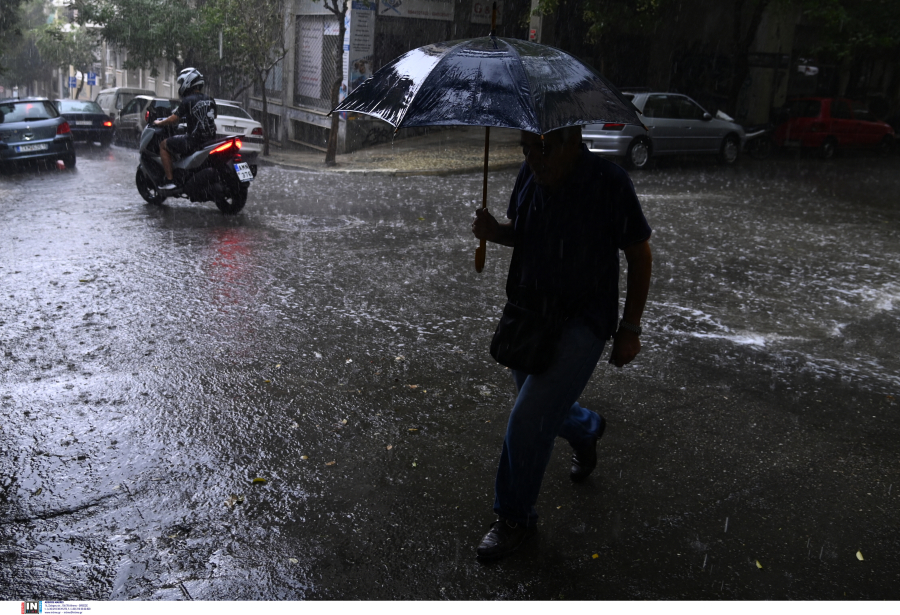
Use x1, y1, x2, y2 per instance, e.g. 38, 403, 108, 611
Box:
234, 162, 253, 181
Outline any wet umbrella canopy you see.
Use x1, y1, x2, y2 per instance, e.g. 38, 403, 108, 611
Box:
332, 36, 640, 134
333, 29, 642, 271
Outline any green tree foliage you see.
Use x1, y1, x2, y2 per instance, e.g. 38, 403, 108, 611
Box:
804, 0, 900, 62
0, 0, 57, 89
0, 0, 28, 75
203, 0, 288, 155
70, 0, 209, 73
35, 22, 99, 98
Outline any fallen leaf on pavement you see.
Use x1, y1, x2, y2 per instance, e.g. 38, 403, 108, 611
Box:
857, 551, 864, 561
386, 445, 392, 450
326, 461, 336, 466
252, 477, 267, 484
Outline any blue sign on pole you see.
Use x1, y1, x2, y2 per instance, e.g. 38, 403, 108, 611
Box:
68, 76, 77, 88
87, 72, 97, 86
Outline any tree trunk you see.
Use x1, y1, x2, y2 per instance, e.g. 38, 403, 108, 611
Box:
324, 1, 347, 166
74, 71, 85, 99
260, 72, 271, 156
727, 0, 771, 119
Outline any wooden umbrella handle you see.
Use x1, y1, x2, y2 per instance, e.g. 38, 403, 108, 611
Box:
475, 126, 490, 272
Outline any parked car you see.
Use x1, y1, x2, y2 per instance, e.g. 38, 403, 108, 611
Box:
582, 91, 746, 169
94, 87, 155, 119
53, 99, 114, 147
773, 97, 895, 159
0, 97, 76, 169
115, 95, 178, 145
214, 99, 263, 165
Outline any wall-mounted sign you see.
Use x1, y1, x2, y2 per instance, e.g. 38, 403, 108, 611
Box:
379, 0, 453, 22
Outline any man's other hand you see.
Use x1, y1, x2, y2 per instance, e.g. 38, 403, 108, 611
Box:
609, 329, 640, 367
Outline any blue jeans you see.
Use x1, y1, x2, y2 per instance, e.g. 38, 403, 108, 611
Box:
493, 319, 606, 526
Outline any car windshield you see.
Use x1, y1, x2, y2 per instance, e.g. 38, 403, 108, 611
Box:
0, 101, 59, 123
789, 100, 821, 118
59, 100, 104, 114
217, 104, 252, 119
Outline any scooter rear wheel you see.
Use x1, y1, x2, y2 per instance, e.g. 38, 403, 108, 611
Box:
215, 178, 248, 214
136, 168, 166, 205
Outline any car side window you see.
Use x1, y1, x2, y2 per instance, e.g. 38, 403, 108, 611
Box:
643, 95, 675, 119
673, 96, 705, 120
122, 99, 141, 115
831, 100, 851, 119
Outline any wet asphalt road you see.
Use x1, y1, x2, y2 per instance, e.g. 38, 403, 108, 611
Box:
1, 143, 899, 600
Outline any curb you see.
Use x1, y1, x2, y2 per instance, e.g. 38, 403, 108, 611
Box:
258, 157, 523, 177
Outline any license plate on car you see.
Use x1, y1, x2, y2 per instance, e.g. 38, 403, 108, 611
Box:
75, 121, 94, 126
15, 143, 49, 152
224, 126, 242, 133
234, 162, 253, 181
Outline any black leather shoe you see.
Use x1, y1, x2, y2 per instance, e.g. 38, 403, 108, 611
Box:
570, 416, 606, 482
476, 518, 535, 560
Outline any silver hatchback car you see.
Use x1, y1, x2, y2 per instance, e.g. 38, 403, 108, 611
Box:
583, 92, 745, 169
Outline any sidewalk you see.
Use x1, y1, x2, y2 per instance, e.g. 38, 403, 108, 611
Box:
258, 125, 524, 176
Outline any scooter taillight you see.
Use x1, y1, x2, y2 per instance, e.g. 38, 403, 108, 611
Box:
211, 138, 243, 154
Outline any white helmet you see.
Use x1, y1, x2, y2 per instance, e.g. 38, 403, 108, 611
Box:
177, 67, 205, 98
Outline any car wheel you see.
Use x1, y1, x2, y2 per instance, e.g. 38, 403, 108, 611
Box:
99, 136, 112, 149
63, 153, 76, 169
877, 136, 893, 157
626, 138, 651, 169
135, 168, 166, 205
819, 137, 837, 159
720, 135, 740, 164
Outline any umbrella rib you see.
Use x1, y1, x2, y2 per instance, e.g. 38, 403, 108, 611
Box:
501, 40, 541, 134
394, 39, 475, 130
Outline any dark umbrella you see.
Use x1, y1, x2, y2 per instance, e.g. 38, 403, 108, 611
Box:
332, 9, 642, 271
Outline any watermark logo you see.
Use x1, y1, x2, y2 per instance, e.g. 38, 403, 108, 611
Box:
22, 602, 41, 614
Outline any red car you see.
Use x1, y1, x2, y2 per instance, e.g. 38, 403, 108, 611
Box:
774, 97, 895, 158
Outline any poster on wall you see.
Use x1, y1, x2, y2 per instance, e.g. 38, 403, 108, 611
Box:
470, 0, 502, 25
297, 19, 324, 99
347, 1, 376, 95
378, 0, 453, 21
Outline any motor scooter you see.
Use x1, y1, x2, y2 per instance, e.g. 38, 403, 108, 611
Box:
135, 111, 255, 214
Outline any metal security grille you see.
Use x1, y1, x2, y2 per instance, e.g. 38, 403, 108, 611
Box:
294, 15, 341, 112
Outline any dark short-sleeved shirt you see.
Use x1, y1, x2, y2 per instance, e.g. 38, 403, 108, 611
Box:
506, 145, 651, 340
174, 93, 217, 141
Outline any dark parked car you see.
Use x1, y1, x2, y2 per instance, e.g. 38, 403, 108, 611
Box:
115, 95, 178, 145
774, 97, 895, 158
53, 99, 114, 147
0, 97, 76, 169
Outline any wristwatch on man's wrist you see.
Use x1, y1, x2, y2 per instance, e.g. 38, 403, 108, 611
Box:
618, 319, 642, 336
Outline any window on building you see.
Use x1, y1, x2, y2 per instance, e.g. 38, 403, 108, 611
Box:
294, 15, 341, 111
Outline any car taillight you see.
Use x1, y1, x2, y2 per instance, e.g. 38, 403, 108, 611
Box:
57, 122, 70, 135
251, 127, 263, 136
145, 110, 150, 123
103, 120, 113, 127
603, 123, 626, 131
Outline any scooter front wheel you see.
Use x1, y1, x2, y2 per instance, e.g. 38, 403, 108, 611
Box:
136, 168, 166, 205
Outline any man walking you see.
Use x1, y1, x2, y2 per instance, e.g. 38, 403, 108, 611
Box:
471, 126, 653, 560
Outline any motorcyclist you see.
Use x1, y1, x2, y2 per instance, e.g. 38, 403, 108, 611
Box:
153, 67, 218, 190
